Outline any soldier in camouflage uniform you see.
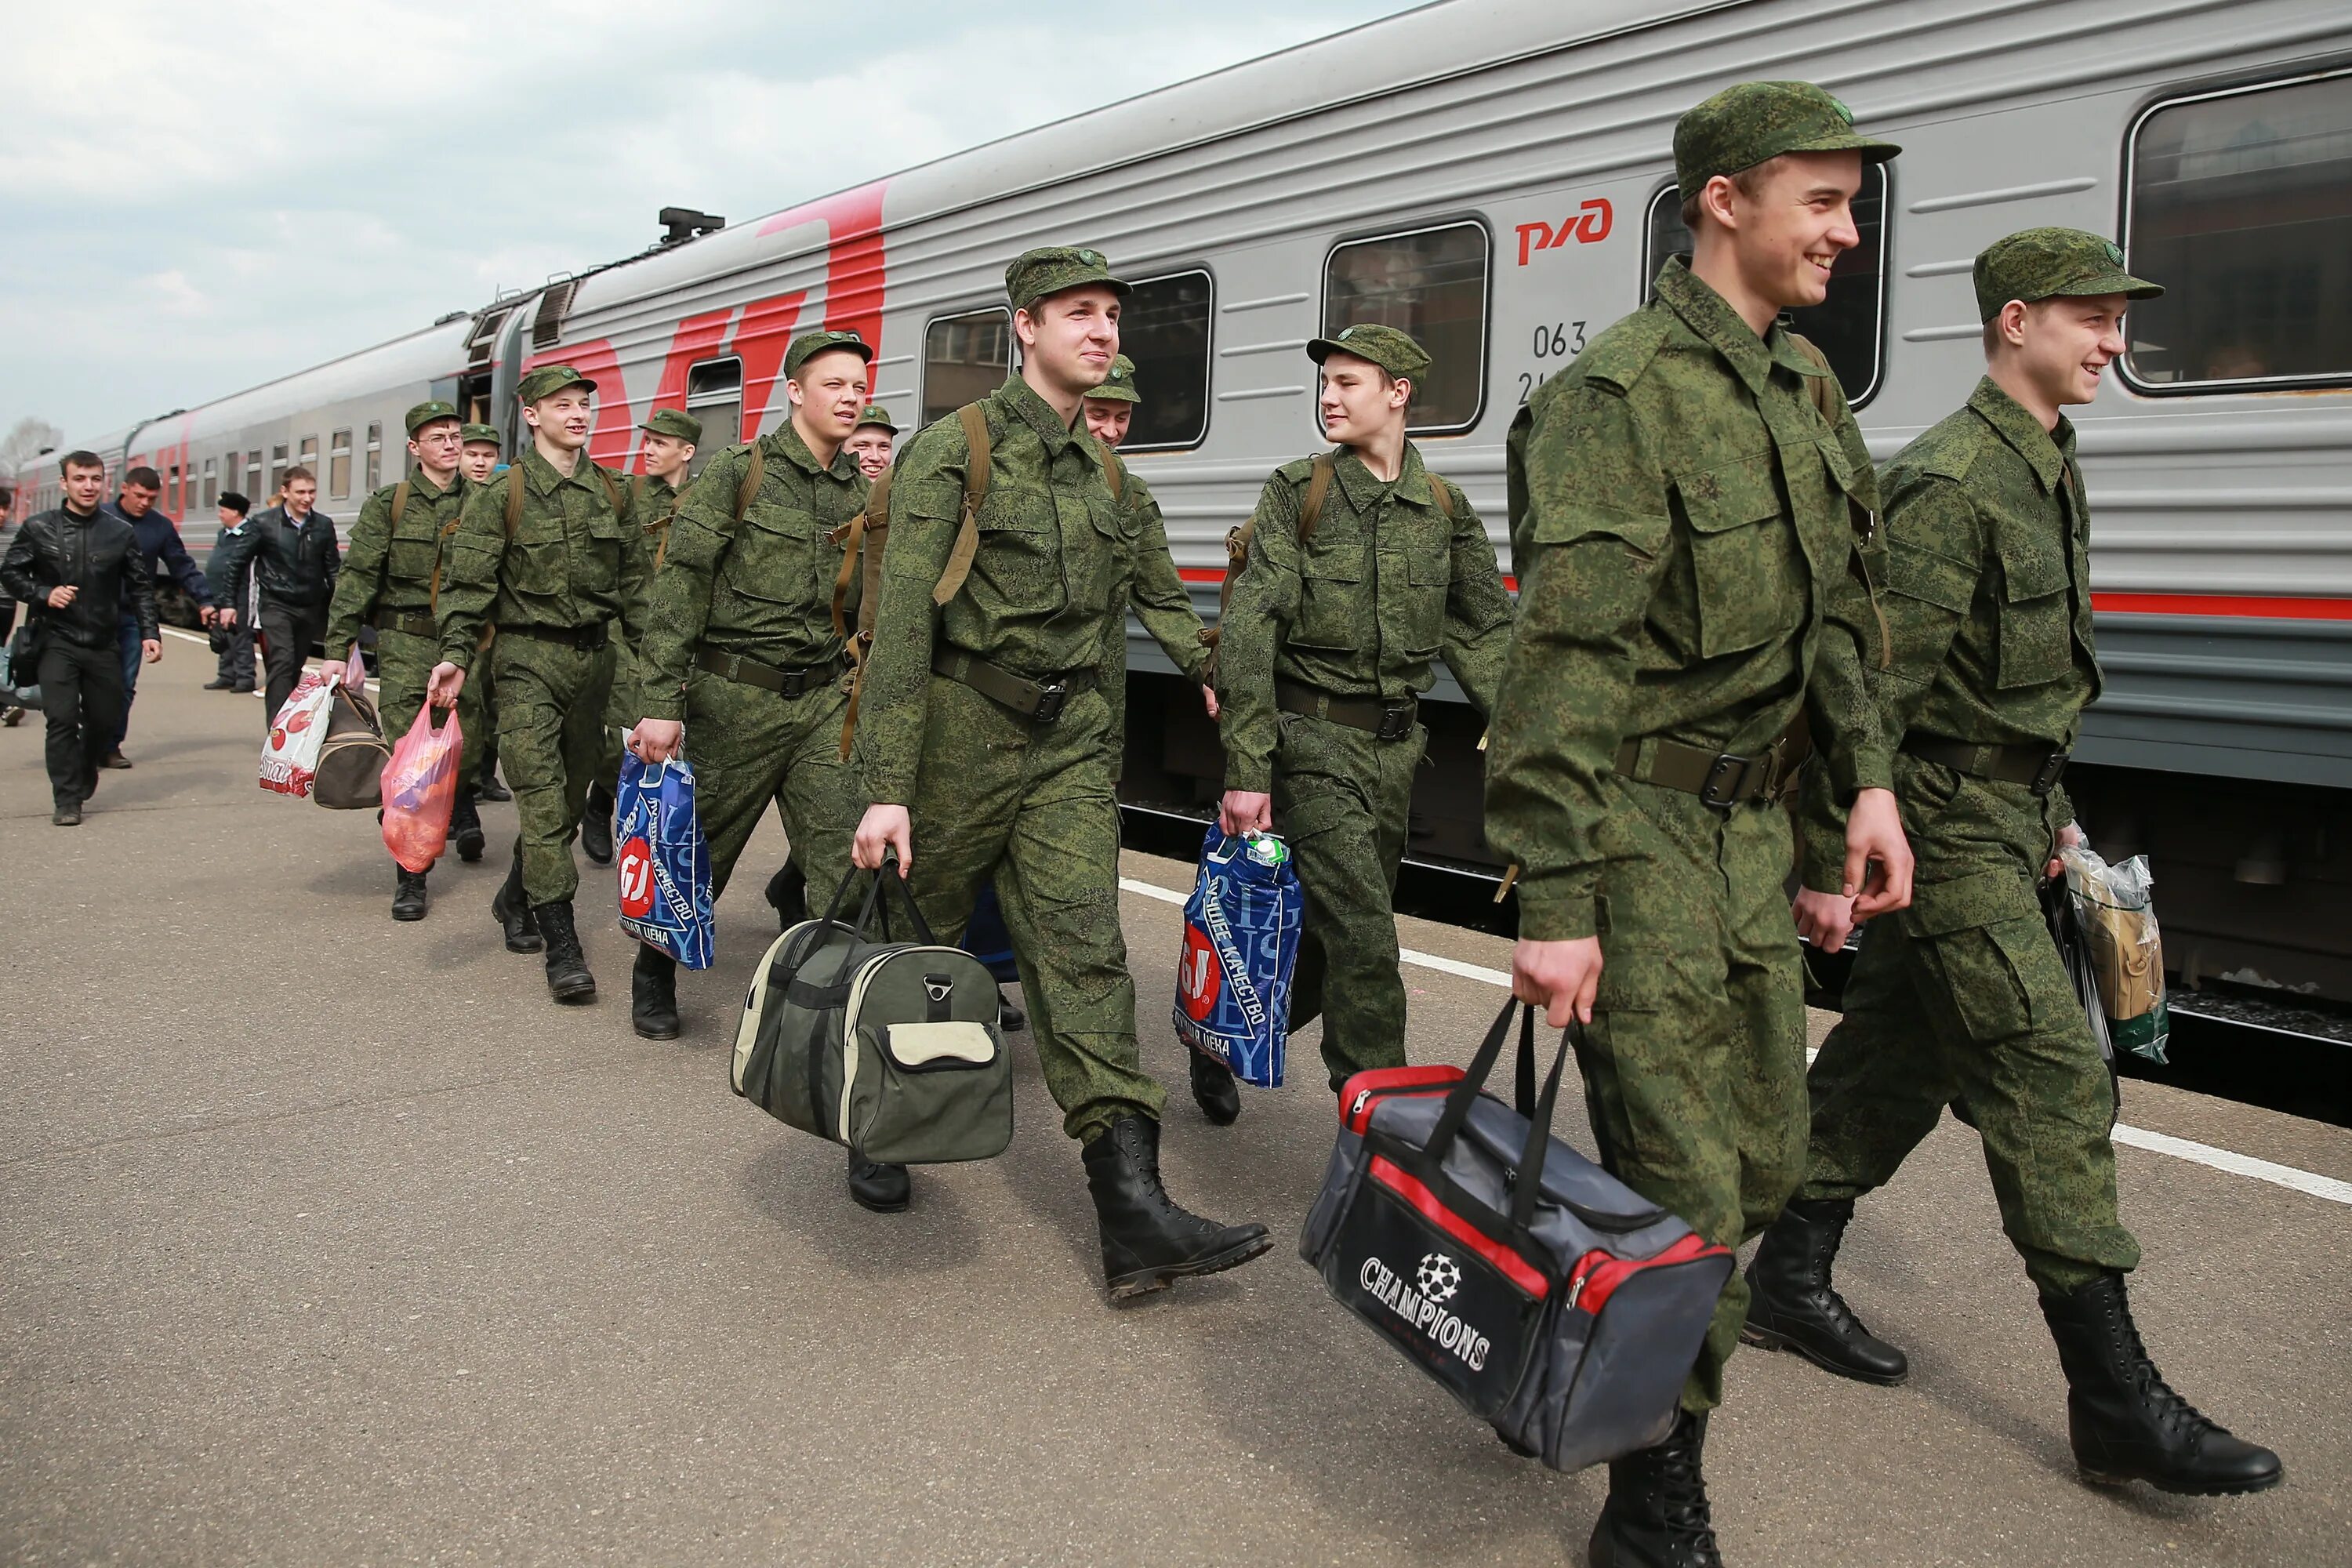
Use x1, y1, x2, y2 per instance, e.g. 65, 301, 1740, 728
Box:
457, 423, 510, 804
430, 365, 650, 1007
321, 401, 482, 919
1749, 229, 2281, 1498
583, 408, 701, 869
1212, 326, 1512, 1123
853, 247, 1269, 1298
1486, 82, 1913, 1567
844, 403, 896, 481
631, 334, 873, 1067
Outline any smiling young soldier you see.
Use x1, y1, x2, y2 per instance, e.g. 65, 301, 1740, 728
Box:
1210, 326, 1512, 1124
430, 365, 649, 1007
851, 248, 1268, 1295
456, 423, 511, 805
844, 404, 896, 481
631, 332, 875, 1062
320, 401, 485, 917
1486, 82, 1912, 1567
582, 407, 703, 870
1749, 229, 2282, 1499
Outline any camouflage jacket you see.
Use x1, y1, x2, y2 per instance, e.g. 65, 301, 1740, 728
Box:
434, 445, 649, 674
1110, 469, 1211, 684
1488, 259, 1888, 941
857, 374, 1134, 805
638, 422, 869, 722
633, 473, 680, 564
1218, 445, 1514, 792
324, 467, 467, 651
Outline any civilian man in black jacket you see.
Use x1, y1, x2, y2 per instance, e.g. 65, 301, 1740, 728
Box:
212, 466, 340, 722
0, 451, 159, 825
203, 490, 256, 691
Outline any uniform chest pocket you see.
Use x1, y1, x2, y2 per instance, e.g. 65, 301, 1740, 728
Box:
503, 509, 569, 600
1676, 451, 1805, 658
1995, 532, 2073, 689
1387, 519, 1452, 655
724, 504, 822, 611
1294, 524, 1367, 651
577, 506, 627, 595
387, 521, 444, 587
964, 485, 1062, 611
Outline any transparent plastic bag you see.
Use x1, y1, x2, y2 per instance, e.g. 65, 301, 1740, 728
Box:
380, 704, 464, 873
2060, 843, 2169, 1065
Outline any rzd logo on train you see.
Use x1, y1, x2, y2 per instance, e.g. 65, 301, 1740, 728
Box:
1516, 198, 1613, 265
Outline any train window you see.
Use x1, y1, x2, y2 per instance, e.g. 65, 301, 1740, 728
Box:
166, 463, 181, 512
202, 459, 216, 509
246, 450, 262, 499
1116, 270, 1213, 452
684, 358, 742, 481
328, 430, 353, 499
365, 423, 383, 492
1322, 222, 1490, 434
2122, 68, 2352, 391
1643, 160, 1891, 408
270, 445, 289, 498
923, 307, 1013, 427
299, 437, 319, 492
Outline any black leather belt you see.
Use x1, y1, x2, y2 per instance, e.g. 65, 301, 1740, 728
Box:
500, 621, 611, 652
697, 648, 843, 697
373, 608, 436, 638
1902, 735, 2069, 796
1613, 717, 1813, 808
932, 648, 1096, 721
1275, 678, 1418, 741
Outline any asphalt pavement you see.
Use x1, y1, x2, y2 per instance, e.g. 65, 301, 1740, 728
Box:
3, 640, 2347, 1566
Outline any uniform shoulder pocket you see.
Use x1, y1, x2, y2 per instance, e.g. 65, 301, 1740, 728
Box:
1887, 537, 1977, 614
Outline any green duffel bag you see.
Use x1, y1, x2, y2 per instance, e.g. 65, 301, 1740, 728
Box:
731, 860, 1012, 1165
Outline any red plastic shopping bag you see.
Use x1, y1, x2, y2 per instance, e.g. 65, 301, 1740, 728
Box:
380, 704, 465, 873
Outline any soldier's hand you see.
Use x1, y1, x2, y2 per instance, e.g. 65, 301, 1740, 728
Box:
1843, 787, 1913, 919
1513, 937, 1602, 1028
1219, 789, 1272, 837
46, 585, 77, 608
318, 659, 347, 685
855, 804, 913, 875
1200, 684, 1220, 720
634, 718, 683, 765
1792, 887, 1859, 953
2047, 820, 2085, 881
141, 640, 162, 664
426, 661, 466, 710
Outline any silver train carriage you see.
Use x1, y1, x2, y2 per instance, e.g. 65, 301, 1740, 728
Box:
14, 0, 2349, 999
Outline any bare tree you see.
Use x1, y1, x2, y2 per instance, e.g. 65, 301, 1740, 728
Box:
0, 416, 65, 484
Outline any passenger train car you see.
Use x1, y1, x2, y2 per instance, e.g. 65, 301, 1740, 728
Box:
13, 0, 2349, 1001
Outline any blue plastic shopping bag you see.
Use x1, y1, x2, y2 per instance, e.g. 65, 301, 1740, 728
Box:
615, 757, 715, 970
1172, 827, 1303, 1088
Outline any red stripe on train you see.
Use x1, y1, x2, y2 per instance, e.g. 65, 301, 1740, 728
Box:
2090, 593, 2352, 621
1178, 566, 1526, 592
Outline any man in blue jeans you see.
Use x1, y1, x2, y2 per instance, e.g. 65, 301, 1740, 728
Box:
101, 466, 216, 767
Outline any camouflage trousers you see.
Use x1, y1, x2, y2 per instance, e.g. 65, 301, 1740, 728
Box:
376, 625, 485, 811
597, 643, 633, 791
899, 677, 1165, 1143
684, 664, 865, 913
1271, 711, 1425, 1091
1798, 757, 2139, 1296
1582, 776, 1808, 1414
491, 633, 615, 905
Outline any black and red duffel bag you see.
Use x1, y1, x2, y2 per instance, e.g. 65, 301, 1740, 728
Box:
1300, 997, 1733, 1472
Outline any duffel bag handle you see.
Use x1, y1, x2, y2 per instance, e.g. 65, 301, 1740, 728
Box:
816, 852, 941, 947
1425, 996, 1583, 1232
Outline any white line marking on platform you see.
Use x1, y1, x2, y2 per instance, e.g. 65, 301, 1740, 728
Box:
159, 625, 378, 693
1120, 874, 2352, 1208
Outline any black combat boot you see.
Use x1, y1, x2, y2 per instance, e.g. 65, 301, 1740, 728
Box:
1740, 1196, 1908, 1385
997, 987, 1027, 1033
2040, 1272, 2282, 1495
631, 946, 680, 1040
477, 768, 511, 803
391, 867, 430, 922
535, 900, 597, 1004
1588, 1409, 1722, 1568
581, 779, 615, 866
848, 1149, 911, 1213
492, 850, 543, 953
1080, 1115, 1271, 1300
1189, 1051, 1240, 1126
450, 787, 486, 863
764, 858, 808, 931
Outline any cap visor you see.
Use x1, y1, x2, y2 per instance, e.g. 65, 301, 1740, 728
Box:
1786, 131, 1903, 164
1085, 387, 1140, 403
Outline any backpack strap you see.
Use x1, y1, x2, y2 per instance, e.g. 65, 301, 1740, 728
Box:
389, 480, 412, 529
931, 402, 993, 608
503, 466, 524, 533
734, 445, 766, 521
1430, 474, 1454, 520
1102, 445, 1125, 503
832, 467, 890, 641
1298, 451, 1338, 541
594, 466, 622, 515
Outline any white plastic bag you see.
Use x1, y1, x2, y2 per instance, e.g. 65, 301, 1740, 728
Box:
260, 670, 336, 797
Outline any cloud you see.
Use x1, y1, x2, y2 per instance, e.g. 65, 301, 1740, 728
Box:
0, 0, 1421, 437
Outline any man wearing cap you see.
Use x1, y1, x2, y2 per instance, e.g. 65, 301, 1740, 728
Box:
845, 405, 896, 481
631, 331, 874, 1060
851, 247, 1269, 1296
321, 401, 484, 917
1486, 81, 1913, 1565
456, 423, 512, 805
582, 407, 703, 869
429, 364, 650, 1006
1210, 325, 1512, 1123
1749, 228, 2281, 1499
459, 425, 504, 486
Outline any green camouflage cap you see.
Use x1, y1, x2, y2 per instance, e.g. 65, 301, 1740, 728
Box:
783, 328, 873, 380
638, 408, 703, 444
1004, 245, 1130, 315
1674, 80, 1901, 200
852, 403, 898, 434
1973, 227, 2164, 321
1307, 323, 1432, 383
459, 423, 501, 447
516, 363, 596, 405
1086, 354, 1142, 405
404, 399, 462, 436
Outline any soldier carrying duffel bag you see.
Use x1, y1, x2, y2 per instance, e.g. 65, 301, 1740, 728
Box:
1301, 996, 1733, 1475
732, 858, 1013, 1185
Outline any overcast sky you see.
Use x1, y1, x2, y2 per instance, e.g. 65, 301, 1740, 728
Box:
1, 0, 1424, 441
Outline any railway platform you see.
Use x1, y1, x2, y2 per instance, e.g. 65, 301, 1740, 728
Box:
3, 635, 2347, 1566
